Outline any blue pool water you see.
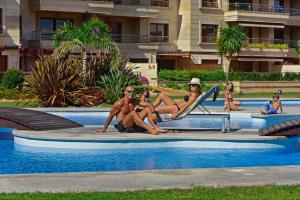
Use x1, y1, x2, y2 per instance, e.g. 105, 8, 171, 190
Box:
1, 127, 300, 174
203, 99, 300, 107
50, 112, 300, 130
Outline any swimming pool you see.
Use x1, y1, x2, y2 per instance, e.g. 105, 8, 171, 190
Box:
49, 111, 300, 130
203, 99, 300, 107
1, 127, 300, 174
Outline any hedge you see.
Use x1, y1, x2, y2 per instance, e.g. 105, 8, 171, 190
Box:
159, 70, 300, 82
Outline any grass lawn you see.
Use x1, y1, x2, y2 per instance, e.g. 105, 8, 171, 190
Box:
1, 185, 300, 199
0, 101, 37, 108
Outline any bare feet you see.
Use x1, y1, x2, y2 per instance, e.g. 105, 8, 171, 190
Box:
260, 110, 266, 115
96, 129, 106, 133
154, 127, 168, 133
148, 128, 159, 135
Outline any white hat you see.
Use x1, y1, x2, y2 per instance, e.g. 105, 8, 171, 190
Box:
189, 78, 201, 86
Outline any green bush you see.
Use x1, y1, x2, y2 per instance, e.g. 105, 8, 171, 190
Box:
98, 66, 141, 104
1, 69, 24, 89
159, 70, 300, 82
0, 86, 35, 100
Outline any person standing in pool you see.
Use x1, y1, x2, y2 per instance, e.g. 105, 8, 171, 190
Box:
152, 78, 202, 120
97, 85, 164, 134
224, 81, 240, 111
261, 93, 283, 115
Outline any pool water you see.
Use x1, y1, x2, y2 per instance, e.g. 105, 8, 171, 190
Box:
1, 129, 300, 174
203, 99, 300, 107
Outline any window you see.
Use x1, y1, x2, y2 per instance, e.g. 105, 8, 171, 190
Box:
150, 23, 168, 42
274, 29, 284, 44
202, 0, 218, 8
108, 22, 122, 42
0, 8, 3, 34
150, 0, 169, 7
0, 55, 8, 72
201, 24, 218, 43
39, 18, 73, 39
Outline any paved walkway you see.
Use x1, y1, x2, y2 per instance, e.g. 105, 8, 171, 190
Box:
1, 166, 300, 192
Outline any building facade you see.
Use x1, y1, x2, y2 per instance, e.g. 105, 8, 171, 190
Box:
1, 0, 300, 76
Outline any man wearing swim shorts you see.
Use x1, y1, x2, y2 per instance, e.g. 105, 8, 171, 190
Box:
97, 85, 165, 134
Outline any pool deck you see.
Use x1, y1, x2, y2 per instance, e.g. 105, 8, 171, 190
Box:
5, 105, 300, 193
1, 166, 300, 193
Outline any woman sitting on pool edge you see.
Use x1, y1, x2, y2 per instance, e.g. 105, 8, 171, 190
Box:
261, 93, 283, 115
224, 81, 240, 111
151, 78, 202, 120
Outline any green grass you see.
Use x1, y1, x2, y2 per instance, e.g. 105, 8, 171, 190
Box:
0, 101, 38, 108
1, 185, 300, 199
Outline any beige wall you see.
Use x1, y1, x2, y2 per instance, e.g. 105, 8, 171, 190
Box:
0, 0, 20, 69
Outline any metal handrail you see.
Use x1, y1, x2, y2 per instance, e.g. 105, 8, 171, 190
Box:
86, 0, 169, 7
32, 31, 169, 43
201, 36, 217, 43
228, 3, 289, 13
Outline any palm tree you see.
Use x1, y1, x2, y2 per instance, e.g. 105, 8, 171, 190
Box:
217, 25, 247, 83
52, 18, 120, 84
296, 40, 300, 64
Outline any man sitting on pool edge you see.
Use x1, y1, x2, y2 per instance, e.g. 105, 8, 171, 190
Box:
97, 85, 166, 134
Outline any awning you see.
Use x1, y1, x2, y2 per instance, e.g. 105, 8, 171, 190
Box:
239, 23, 284, 28
238, 58, 284, 62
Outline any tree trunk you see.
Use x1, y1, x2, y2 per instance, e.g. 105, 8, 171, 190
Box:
225, 57, 231, 84
83, 50, 87, 84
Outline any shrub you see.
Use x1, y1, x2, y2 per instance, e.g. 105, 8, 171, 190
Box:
98, 66, 141, 104
26, 56, 86, 107
166, 82, 181, 90
1, 69, 24, 89
0, 86, 36, 100
159, 70, 300, 82
79, 88, 106, 107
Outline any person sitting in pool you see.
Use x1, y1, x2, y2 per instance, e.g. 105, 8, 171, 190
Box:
261, 93, 283, 115
224, 81, 240, 111
152, 78, 202, 120
97, 85, 165, 134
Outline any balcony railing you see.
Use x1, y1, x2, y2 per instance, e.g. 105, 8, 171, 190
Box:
85, 0, 169, 7
202, 1, 218, 8
228, 3, 289, 14
32, 31, 169, 43
201, 36, 217, 43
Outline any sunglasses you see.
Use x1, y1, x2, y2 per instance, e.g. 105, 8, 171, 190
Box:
126, 90, 135, 94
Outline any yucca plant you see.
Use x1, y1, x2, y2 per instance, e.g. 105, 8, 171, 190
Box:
98, 65, 141, 104
26, 56, 86, 107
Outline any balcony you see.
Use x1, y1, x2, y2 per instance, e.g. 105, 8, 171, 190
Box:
27, 31, 168, 48
225, 3, 290, 24
239, 38, 298, 58
33, 0, 159, 18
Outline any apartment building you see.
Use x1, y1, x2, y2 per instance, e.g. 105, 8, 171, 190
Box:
0, 0, 20, 73
1, 0, 300, 77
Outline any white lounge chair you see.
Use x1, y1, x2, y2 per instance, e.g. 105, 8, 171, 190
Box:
156, 85, 231, 132
157, 85, 220, 122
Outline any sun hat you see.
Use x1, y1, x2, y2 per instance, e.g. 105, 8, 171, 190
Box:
188, 78, 201, 86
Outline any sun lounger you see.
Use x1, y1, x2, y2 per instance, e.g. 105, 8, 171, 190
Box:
259, 118, 300, 136
156, 85, 231, 132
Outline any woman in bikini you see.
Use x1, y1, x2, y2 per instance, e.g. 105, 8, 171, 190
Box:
152, 78, 202, 120
224, 81, 240, 111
